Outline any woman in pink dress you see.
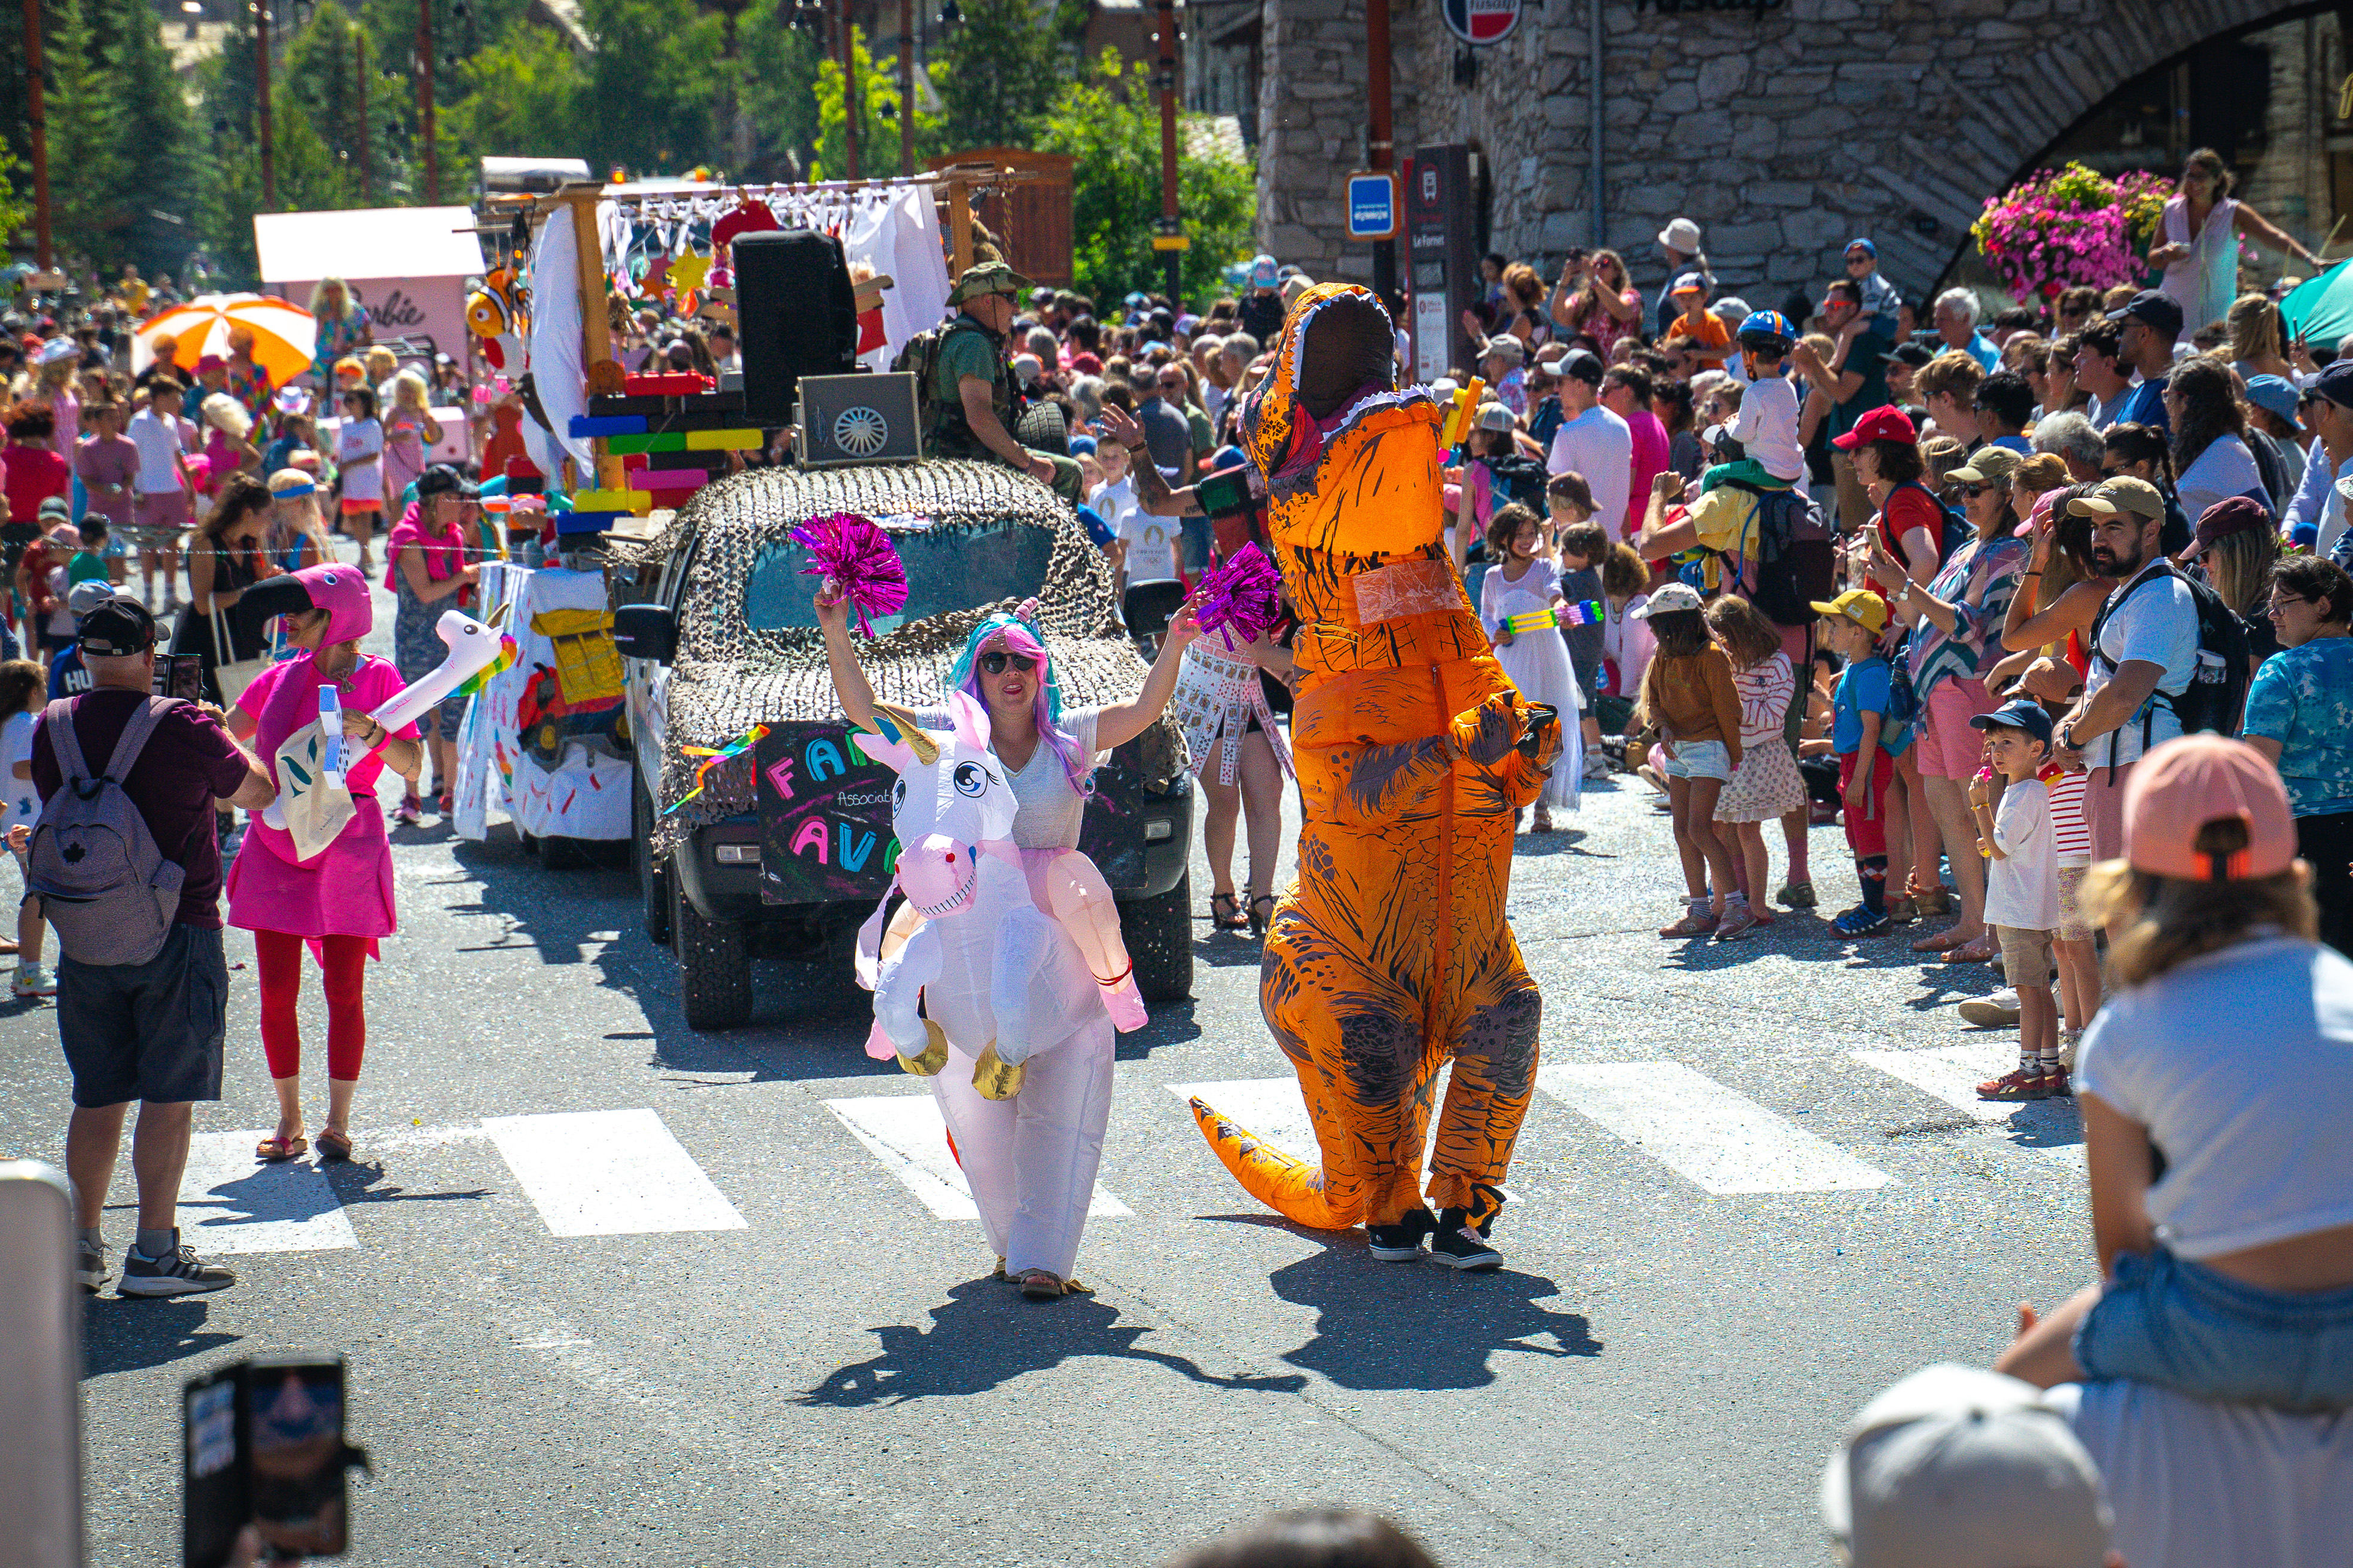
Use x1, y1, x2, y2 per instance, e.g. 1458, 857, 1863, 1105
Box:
224, 563, 423, 1164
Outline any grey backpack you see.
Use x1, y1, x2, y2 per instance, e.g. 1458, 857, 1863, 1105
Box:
28, 697, 186, 966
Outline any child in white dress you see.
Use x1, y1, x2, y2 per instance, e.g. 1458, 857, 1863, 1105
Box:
1479, 504, 1583, 829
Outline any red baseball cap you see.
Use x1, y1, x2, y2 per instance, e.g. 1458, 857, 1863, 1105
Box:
1831, 405, 1918, 451
2122, 734, 2298, 883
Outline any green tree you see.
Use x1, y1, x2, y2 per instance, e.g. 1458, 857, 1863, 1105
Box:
0, 148, 33, 254
734, 4, 824, 179
448, 21, 586, 165
80, 0, 193, 276
45, 0, 126, 274
809, 26, 945, 181
1038, 51, 1255, 307
571, 0, 724, 176
936, 0, 1067, 152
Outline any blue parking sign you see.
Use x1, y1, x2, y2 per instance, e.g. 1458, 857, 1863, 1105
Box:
1346, 172, 1399, 242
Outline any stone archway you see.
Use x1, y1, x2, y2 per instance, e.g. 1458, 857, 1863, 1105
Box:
1252, 0, 2330, 298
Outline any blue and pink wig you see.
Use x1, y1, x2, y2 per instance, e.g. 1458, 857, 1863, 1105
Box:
946, 600, 1093, 795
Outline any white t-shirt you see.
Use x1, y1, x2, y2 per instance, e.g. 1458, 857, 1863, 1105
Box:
1111, 489, 1179, 585
2174, 434, 2265, 522
1, 709, 38, 832
2083, 562, 2200, 768
127, 407, 184, 495
1547, 405, 1633, 544
1729, 371, 1805, 483
1984, 776, 2058, 931
2074, 936, 2353, 1260
1089, 475, 1139, 537
336, 417, 386, 504
2055, 1379, 2353, 1568
911, 706, 1102, 852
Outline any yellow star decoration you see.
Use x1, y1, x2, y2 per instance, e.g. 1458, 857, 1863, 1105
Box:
668, 251, 711, 295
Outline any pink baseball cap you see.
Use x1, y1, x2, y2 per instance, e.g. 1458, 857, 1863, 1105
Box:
2122, 734, 2298, 882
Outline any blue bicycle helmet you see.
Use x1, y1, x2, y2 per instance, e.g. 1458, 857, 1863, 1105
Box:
1736, 309, 1796, 353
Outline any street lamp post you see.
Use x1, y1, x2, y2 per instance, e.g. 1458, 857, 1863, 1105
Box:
417, 0, 439, 202
1367, 0, 1395, 311
898, 0, 913, 176
837, 0, 861, 180
257, 2, 275, 208
1153, 0, 1181, 303
20, 0, 51, 269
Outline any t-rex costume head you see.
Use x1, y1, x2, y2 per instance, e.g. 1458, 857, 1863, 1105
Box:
1191, 282, 1562, 1238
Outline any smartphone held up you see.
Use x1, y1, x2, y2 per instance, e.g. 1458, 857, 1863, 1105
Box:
185, 1354, 368, 1568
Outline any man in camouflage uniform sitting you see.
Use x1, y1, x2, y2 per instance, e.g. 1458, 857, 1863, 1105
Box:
897, 261, 1082, 502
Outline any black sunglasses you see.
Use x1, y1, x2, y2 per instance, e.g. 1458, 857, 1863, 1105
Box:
1958, 483, 1994, 498
979, 651, 1038, 675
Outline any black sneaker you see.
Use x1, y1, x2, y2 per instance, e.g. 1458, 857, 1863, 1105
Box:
1366, 1209, 1435, 1262
1428, 1218, 1503, 1271
77, 1238, 108, 1295
118, 1233, 236, 1298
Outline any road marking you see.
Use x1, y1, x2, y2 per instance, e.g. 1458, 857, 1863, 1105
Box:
1168, 1076, 1448, 1166
822, 1094, 1131, 1221
1852, 1044, 2086, 1154
481, 1109, 748, 1237
176, 1133, 359, 1253
1536, 1061, 1894, 1194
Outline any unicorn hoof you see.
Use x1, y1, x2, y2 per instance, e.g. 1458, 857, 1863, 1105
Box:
972, 1042, 1025, 1101
897, 1019, 950, 1076
1099, 975, 1148, 1033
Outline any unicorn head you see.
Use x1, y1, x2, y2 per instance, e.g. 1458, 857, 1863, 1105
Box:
861, 696, 1017, 919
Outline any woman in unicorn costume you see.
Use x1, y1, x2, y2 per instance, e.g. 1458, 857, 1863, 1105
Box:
817, 590, 1199, 1297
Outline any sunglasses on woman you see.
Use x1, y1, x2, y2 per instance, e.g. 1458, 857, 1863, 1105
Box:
1958, 483, 1994, 498
979, 650, 1038, 675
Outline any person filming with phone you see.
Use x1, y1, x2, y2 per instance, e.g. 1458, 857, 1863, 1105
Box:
26, 594, 276, 1298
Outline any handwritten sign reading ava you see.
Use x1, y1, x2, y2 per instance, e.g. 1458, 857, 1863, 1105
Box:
1442, 0, 1520, 45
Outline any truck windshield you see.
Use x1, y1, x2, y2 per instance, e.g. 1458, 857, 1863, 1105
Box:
741, 517, 1059, 636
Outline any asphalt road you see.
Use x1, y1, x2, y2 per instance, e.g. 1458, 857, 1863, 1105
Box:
0, 598, 2093, 1568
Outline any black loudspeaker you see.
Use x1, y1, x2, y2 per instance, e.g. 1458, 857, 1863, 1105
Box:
733, 230, 859, 426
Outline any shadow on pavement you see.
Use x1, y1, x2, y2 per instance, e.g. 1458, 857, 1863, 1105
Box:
797, 1278, 1310, 1406
82, 1299, 239, 1379
1261, 1236, 1603, 1391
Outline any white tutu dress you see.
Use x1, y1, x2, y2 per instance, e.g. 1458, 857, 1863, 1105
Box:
1479, 557, 1583, 810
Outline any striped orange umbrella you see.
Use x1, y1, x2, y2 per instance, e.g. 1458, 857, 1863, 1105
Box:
135, 294, 318, 386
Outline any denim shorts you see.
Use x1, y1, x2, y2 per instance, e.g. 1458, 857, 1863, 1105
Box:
2074, 1246, 2353, 1411
1659, 739, 1733, 782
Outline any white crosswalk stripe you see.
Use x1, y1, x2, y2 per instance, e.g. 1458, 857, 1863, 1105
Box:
176, 1132, 359, 1254
481, 1109, 748, 1237
1166, 1076, 1449, 1168
822, 1093, 1133, 1221
1537, 1061, 1894, 1194
1852, 1043, 2084, 1158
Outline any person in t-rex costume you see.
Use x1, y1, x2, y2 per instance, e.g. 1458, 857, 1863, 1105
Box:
1186, 283, 1561, 1271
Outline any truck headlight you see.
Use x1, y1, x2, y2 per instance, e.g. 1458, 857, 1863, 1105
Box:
714, 843, 758, 863
1142, 819, 1173, 842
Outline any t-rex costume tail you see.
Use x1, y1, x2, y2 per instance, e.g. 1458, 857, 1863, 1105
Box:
1188, 283, 1561, 1237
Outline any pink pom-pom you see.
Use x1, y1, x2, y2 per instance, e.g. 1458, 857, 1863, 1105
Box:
1192, 542, 1283, 652
793, 512, 909, 639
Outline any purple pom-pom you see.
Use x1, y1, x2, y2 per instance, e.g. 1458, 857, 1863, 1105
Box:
793, 512, 909, 639
1193, 542, 1283, 652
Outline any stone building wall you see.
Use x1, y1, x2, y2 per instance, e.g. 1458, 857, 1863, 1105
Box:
1257, 0, 2314, 304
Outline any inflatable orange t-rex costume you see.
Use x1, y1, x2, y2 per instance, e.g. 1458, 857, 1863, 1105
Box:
1187, 283, 1561, 1250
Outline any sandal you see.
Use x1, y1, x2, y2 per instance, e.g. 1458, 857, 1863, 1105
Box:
1910, 926, 1976, 954
315, 1128, 354, 1162
255, 1133, 308, 1163
1209, 892, 1248, 931
1249, 893, 1277, 938
1941, 936, 1999, 965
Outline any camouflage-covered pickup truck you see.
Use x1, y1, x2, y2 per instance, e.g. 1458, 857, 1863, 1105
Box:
609, 459, 1194, 1030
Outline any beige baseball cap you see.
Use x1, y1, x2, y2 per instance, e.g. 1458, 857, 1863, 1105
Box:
1820, 1364, 2111, 1568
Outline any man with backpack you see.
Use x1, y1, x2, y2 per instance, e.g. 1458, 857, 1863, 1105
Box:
2050, 475, 2245, 861
28, 596, 275, 1297
894, 261, 1083, 503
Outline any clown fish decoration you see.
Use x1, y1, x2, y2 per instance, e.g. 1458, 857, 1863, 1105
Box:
467, 266, 529, 370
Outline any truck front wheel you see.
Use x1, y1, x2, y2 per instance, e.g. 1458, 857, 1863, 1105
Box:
1120, 869, 1194, 1006
673, 877, 753, 1030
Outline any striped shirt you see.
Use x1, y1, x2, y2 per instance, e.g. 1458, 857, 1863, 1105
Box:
1731, 650, 1796, 748
1906, 532, 2030, 702
2047, 765, 2092, 868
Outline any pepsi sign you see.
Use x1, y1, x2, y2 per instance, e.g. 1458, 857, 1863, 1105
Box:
1441, 0, 1520, 45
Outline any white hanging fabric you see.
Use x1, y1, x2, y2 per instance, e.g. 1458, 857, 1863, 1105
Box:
842, 196, 903, 372
890, 184, 953, 346
526, 203, 593, 474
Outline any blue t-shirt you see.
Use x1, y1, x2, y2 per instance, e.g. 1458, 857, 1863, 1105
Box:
45, 646, 89, 700
1959, 332, 2000, 373
1832, 655, 1910, 756
2114, 377, 2171, 438
2242, 637, 2353, 817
